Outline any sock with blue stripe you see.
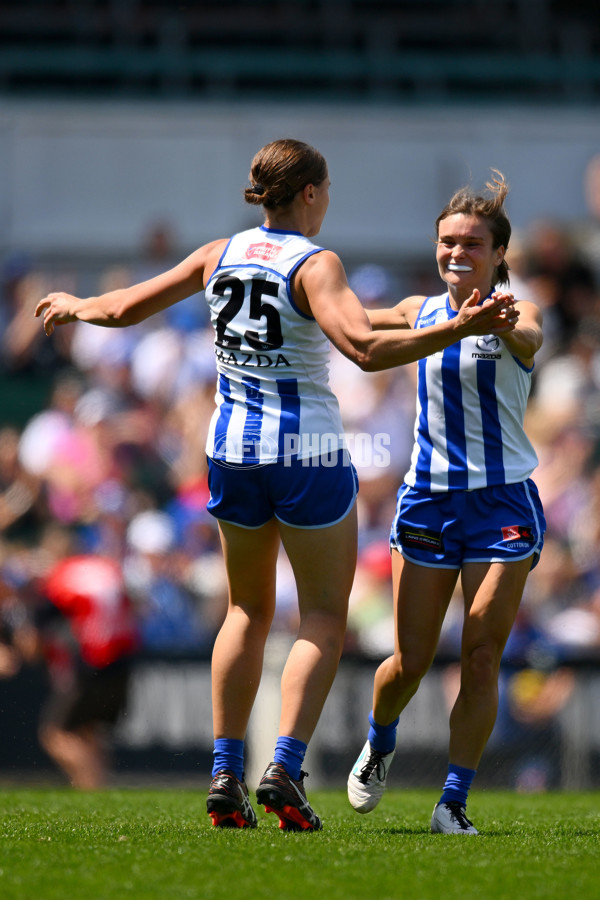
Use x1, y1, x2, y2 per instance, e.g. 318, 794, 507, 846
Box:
439, 763, 477, 807
368, 710, 399, 754
212, 738, 245, 781
273, 735, 307, 782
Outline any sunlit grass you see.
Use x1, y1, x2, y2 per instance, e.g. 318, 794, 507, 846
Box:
1, 789, 598, 900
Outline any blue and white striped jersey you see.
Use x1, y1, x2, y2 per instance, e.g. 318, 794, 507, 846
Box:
204, 225, 345, 464
404, 292, 538, 491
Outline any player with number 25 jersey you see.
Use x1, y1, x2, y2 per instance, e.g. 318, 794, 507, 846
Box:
204, 225, 345, 466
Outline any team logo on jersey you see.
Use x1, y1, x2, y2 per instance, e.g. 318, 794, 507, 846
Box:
245, 242, 283, 262
501, 525, 534, 543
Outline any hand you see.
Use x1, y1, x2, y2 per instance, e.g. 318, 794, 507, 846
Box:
34, 292, 79, 336
487, 290, 520, 333
455, 289, 519, 337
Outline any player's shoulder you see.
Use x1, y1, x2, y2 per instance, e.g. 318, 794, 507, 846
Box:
296, 247, 343, 281
397, 294, 428, 326
400, 293, 427, 308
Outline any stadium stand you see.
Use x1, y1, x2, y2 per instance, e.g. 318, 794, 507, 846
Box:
0, 0, 598, 103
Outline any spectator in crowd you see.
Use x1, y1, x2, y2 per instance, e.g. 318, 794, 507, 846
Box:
15, 527, 139, 789
124, 509, 221, 652
524, 217, 597, 351
574, 153, 600, 285
0, 425, 43, 541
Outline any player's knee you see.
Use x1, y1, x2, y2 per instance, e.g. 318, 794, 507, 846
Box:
298, 607, 347, 650
389, 651, 430, 689
463, 643, 500, 690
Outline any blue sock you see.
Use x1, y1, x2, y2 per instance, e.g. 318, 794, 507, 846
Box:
368, 710, 399, 754
212, 738, 245, 781
439, 763, 477, 807
273, 735, 307, 781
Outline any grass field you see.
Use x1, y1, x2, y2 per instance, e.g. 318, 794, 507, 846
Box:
1, 788, 598, 900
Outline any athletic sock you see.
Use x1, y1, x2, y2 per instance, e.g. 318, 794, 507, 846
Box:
212, 738, 245, 781
439, 763, 477, 807
368, 710, 399, 755
273, 735, 307, 781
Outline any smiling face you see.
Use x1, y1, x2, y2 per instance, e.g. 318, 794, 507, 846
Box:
436, 213, 505, 302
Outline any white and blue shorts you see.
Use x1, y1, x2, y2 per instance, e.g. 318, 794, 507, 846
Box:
390, 479, 545, 569
207, 450, 359, 529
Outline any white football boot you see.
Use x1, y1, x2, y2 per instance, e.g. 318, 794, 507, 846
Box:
347, 740, 395, 813
430, 801, 479, 834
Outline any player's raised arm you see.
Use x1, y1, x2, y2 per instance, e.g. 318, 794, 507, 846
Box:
296, 252, 517, 371
35, 239, 226, 335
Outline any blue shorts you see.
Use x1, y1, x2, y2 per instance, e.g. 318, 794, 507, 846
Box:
207, 451, 359, 529
390, 479, 546, 569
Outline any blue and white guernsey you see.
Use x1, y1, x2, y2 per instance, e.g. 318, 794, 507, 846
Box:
405, 292, 538, 491
204, 225, 345, 465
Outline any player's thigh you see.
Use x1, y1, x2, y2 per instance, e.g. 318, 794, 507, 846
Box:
393, 552, 459, 663
218, 518, 280, 614
278, 502, 358, 618
460, 557, 533, 652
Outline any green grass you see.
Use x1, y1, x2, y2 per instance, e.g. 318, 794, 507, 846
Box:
0, 788, 598, 900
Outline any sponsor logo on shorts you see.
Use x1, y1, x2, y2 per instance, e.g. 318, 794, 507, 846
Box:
400, 527, 444, 553
501, 525, 534, 543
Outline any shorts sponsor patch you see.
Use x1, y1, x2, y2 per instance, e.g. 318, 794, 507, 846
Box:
501, 525, 534, 543
400, 527, 444, 553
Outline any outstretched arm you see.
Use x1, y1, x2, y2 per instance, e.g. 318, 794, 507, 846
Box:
35, 239, 226, 335
297, 252, 518, 371
364, 304, 413, 330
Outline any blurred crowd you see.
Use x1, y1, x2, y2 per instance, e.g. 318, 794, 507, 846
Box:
2, 156, 600, 691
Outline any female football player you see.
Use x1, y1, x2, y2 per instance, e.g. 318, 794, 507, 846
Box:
347, 171, 545, 834
36, 141, 517, 830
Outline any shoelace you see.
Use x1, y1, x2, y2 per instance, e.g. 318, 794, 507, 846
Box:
445, 802, 474, 830
359, 750, 387, 783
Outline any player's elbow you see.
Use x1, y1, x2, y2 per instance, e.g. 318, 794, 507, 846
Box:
333, 331, 387, 372
114, 308, 142, 327
352, 334, 390, 372
107, 300, 146, 328
344, 341, 380, 372
356, 352, 381, 372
